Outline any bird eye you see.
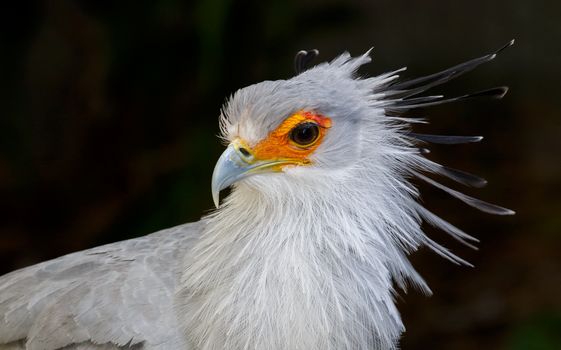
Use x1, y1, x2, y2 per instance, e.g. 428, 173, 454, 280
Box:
289, 122, 320, 147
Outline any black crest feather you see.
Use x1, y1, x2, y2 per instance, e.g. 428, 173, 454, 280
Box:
294, 49, 319, 74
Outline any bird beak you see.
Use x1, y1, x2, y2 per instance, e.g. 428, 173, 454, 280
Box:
211, 141, 293, 207
211, 143, 249, 207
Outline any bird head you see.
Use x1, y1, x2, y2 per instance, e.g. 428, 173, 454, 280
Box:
212, 50, 398, 207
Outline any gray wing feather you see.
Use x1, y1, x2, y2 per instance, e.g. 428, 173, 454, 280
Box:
0, 222, 201, 350
0, 342, 135, 349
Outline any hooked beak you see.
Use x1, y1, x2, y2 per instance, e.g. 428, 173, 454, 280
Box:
211, 140, 299, 207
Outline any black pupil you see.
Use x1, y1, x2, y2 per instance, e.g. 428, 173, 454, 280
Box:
291, 122, 319, 145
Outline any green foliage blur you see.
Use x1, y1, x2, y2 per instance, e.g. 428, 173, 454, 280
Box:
0, 1, 559, 349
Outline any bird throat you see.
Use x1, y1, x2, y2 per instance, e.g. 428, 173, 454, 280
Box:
178, 181, 404, 350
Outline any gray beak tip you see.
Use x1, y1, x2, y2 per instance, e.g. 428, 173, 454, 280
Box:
212, 190, 220, 208
211, 143, 250, 209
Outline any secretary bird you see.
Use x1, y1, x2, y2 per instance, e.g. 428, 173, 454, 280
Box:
0, 41, 514, 350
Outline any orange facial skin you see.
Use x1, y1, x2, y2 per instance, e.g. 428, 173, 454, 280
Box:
251, 111, 331, 168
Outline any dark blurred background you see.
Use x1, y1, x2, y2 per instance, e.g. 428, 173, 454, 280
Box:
0, 0, 559, 349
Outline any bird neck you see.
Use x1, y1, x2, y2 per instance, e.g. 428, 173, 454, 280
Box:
178, 176, 407, 349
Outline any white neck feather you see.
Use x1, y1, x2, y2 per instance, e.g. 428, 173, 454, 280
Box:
178, 139, 426, 350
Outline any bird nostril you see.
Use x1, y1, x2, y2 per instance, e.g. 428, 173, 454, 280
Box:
239, 147, 251, 158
